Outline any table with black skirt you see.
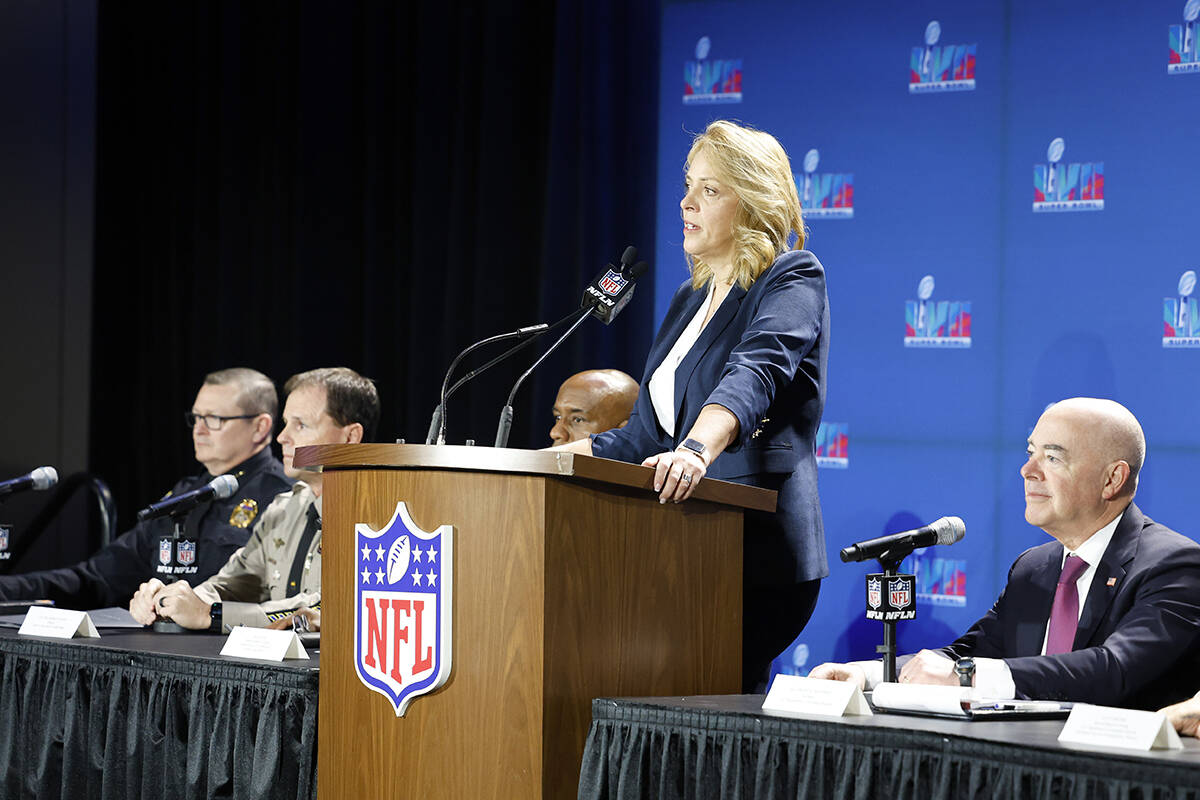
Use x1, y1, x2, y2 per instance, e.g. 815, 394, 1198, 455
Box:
0, 626, 318, 800
578, 694, 1200, 800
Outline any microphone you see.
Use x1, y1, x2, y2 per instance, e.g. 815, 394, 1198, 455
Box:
581, 247, 648, 324
494, 247, 648, 447
839, 516, 965, 564
136, 474, 239, 523
0, 466, 59, 498
426, 323, 552, 445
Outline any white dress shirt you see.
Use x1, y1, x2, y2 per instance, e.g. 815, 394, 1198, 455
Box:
647, 282, 715, 437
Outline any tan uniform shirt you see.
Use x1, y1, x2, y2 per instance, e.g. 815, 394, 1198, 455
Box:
194, 482, 322, 628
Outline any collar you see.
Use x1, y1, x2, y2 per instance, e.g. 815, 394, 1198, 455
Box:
1063, 510, 1124, 567
205, 446, 275, 482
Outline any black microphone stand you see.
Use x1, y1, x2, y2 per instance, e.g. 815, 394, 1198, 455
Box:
874, 548, 907, 683
494, 306, 594, 448
152, 514, 190, 634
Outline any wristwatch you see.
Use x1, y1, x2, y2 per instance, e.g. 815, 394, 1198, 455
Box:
209, 602, 223, 634
676, 438, 707, 462
955, 657, 976, 687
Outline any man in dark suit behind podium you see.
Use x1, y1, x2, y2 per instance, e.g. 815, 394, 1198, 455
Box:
813, 398, 1200, 711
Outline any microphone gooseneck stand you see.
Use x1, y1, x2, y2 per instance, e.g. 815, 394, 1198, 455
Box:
494, 306, 595, 448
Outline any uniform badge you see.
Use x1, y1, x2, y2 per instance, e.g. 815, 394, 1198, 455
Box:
355, 501, 453, 716
229, 499, 259, 529
159, 538, 173, 566
177, 540, 197, 566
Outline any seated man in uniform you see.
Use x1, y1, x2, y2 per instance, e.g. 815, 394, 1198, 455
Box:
812, 398, 1200, 711
130, 367, 379, 632
548, 369, 638, 445
0, 368, 290, 608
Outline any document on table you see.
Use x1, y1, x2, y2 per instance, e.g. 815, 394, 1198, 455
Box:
871, 682, 1072, 720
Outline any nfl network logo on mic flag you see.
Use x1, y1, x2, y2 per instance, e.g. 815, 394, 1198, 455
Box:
798, 149, 853, 220
355, 502, 453, 716
1169, 0, 1200, 74
815, 421, 848, 468
599, 269, 628, 296
905, 274, 971, 348
909, 20, 976, 93
683, 36, 742, 104
1164, 269, 1200, 347
1033, 138, 1103, 212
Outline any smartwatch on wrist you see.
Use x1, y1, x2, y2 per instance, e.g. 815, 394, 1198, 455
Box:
208, 602, 223, 634
676, 438, 707, 463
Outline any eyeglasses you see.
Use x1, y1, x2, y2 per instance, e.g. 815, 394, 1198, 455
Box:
185, 411, 258, 431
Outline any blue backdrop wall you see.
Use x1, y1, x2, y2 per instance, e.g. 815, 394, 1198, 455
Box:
654, 0, 1200, 676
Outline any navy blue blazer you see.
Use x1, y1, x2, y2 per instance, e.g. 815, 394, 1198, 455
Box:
940, 503, 1200, 710
592, 250, 830, 583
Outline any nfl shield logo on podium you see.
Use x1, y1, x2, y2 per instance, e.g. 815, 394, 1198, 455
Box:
354, 502, 453, 716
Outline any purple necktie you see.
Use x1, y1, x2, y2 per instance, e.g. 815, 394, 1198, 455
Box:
1045, 554, 1090, 655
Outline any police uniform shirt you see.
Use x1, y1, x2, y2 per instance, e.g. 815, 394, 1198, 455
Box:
0, 447, 291, 609
194, 481, 322, 628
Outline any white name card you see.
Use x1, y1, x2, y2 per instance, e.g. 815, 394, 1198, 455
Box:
1058, 703, 1182, 751
18, 606, 100, 639
762, 674, 873, 718
220, 625, 309, 662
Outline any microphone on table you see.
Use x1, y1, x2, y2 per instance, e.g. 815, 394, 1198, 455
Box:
839, 516, 965, 563
136, 474, 239, 523
0, 466, 59, 499
493, 247, 648, 448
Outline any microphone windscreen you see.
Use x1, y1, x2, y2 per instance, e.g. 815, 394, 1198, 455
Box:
629, 260, 649, 279
932, 516, 966, 545
30, 466, 58, 491
620, 246, 638, 267
210, 474, 240, 499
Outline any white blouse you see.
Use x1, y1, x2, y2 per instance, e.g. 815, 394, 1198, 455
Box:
648, 282, 716, 437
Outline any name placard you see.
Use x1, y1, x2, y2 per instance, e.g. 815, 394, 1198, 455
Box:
220, 625, 309, 661
18, 606, 100, 639
1058, 703, 1182, 751
762, 674, 873, 718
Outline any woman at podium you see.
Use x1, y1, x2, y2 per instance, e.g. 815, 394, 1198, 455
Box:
557, 119, 830, 691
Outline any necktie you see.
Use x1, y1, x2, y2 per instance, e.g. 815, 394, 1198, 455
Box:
1045, 554, 1089, 655
287, 503, 322, 593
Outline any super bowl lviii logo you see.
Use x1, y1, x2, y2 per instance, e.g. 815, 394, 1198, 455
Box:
1169, 0, 1200, 73
1164, 269, 1200, 347
910, 20, 976, 93
1033, 137, 1103, 213
905, 274, 971, 348
683, 36, 742, 104
901, 550, 967, 607
815, 421, 848, 469
355, 502, 453, 716
799, 149, 853, 219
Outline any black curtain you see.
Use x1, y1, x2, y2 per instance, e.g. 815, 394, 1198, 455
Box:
91, 1, 660, 526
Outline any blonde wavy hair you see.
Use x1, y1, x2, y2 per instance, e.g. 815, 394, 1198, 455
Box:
685, 120, 806, 291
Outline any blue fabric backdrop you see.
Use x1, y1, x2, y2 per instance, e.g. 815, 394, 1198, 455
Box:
654, 0, 1200, 675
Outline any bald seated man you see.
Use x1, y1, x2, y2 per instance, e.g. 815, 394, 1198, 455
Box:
812, 398, 1200, 711
549, 369, 638, 445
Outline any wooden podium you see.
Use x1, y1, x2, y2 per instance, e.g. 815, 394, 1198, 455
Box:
295, 444, 775, 799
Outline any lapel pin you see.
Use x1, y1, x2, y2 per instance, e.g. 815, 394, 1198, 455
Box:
1106, 577, 1117, 587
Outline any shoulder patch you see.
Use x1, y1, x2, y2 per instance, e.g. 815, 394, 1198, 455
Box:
229, 498, 259, 529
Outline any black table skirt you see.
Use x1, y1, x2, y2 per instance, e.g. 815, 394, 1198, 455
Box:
579, 695, 1200, 800
0, 628, 318, 800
